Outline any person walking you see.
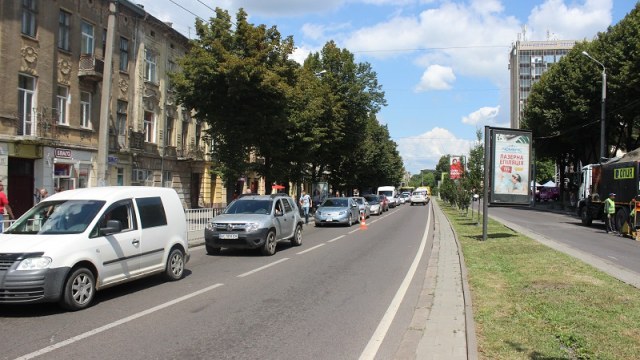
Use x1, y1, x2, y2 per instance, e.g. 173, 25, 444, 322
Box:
35, 187, 48, 204
299, 190, 312, 224
604, 192, 616, 234
0, 181, 15, 232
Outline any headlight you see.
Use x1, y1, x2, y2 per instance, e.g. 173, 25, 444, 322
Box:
316, 210, 322, 216
245, 222, 260, 232
339, 210, 346, 215
206, 222, 216, 231
16, 257, 52, 270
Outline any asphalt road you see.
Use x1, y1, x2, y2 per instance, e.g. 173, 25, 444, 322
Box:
488, 203, 640, 278
0, 203, 434, 360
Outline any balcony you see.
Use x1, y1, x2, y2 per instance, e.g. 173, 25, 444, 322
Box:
78, 54, 104, 81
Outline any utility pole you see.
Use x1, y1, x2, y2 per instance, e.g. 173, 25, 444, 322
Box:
97, 1, 117, 186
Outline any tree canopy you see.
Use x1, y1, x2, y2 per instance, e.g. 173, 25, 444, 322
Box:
171, 8, 404, 197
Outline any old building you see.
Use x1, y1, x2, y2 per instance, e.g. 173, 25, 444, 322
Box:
0, 0, 226, 217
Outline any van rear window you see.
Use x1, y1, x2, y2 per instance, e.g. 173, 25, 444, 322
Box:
136, 197, 168, 228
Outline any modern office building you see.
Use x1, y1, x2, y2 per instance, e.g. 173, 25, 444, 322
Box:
509, 39, 576, 129
0, 0, 233, 217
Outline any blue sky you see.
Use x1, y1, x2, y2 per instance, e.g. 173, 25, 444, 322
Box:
135, 0, 638, 174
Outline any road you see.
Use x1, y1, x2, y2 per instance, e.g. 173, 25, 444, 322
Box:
489, 204, 640, 280
0, 203, 433, 360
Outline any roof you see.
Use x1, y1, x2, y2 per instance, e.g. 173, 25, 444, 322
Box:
44, 186, 178, 202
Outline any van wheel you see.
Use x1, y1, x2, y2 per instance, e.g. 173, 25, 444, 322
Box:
60, 267, 95, 311
261, 231, 277, 256
164, 248, 185, 281
206, 244, 221, 255
290, 225, 303, 246
580, 206, 592, 226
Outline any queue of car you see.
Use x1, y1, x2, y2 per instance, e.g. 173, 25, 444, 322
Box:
0, 185, 428, 311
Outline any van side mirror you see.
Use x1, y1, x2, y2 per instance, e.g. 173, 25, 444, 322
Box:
101, 219, 122, 235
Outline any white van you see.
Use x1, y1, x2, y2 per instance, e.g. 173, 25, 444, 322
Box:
377, 186, 398, 208
0, 187, 190, 311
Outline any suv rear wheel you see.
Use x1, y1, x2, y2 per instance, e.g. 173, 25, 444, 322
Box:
290, 225, 302, 246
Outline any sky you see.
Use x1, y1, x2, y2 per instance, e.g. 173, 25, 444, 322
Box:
134, 0, 638, 174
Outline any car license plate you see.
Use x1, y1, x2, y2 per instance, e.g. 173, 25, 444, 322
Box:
219, 233, 238, 239
326, 217, 333, 222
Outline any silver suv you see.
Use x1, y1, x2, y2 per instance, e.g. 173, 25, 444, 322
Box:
204, 194, 304, 256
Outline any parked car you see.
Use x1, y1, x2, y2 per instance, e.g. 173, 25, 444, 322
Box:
395, 193, 404, 205
378, 194, 390, 212
363, 194, 383, 215
352, 196, 371, 219
205, 193, 303, 256
314, 197, 361, 227
377, 186, 398, 208
401, 192, 411, 204
0, 187, 190, 311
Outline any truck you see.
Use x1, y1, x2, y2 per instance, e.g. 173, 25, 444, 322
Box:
577, 152, 640, 230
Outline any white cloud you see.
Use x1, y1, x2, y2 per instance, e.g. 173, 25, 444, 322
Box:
397, 127, 474, 173
415, 65, 455, 91
527, 0, 612, 40
462, 106, 500, 125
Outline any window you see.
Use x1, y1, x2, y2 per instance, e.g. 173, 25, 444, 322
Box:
195, 121, 202, 147
116, 100, 127, 135
167, 60, 176, 91
102, 28, 107, 54
143, 111, 155, 143
81, 21, 94, 55
163, 171, 172, 188
56, 85, 69, 125
58, 10, 71, 51
119, 37, 129, 72
135, 197, 168, 228
181, 120, 189, 151
92, 200, 137, 237
144, 49, 157, 82
117, 167, 124, 186
80, 91, 91, 128
165, 117, 174, 147
22, 0, 37, 37
18, 74, 36, 136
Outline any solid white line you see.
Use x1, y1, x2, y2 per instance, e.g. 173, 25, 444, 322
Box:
359, 202, 432, 360
16, 283, 225, 360
237, 258, 290, 278
297, 243, 326, 254
327, 235, 345, 243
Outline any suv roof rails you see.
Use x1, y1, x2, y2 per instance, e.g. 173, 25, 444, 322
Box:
269, 192, 290, 199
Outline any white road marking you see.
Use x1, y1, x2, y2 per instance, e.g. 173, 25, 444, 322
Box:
237, 258, 290, 278
16, 283, 225, 360
359, 202, 432, 360
327, 235, 345, 243
608, 255, 618, 261
348, 228, 360, 234
297, 244, 326, 254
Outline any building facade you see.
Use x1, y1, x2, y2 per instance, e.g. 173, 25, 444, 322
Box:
509, 39, 576, 129
0, 0, 228, 217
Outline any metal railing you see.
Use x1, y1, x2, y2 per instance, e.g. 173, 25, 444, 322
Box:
185, 207, 225, 245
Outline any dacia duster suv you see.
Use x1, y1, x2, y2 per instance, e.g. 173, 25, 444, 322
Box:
204, 194, 304, 256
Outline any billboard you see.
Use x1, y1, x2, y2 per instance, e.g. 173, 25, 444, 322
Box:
490, 128, 532, 204
450, 156, 463, 179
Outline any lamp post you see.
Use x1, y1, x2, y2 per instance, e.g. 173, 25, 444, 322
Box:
581, 51, 607, 161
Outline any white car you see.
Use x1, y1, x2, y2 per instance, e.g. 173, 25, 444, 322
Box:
410, 190, 428, 206
0, 187, 190, 311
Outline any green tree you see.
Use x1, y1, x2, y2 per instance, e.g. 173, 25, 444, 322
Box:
171, 8, 297, 197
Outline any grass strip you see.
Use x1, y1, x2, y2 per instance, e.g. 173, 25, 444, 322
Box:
439, 201, 640, 360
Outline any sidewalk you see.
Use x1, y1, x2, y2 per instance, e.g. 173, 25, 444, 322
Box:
395, 200, 477, 359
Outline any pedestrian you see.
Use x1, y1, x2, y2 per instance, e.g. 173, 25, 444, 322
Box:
36, 187, 48, 204
604, 192, 616, 234
0, 181, 15, 232
299, 190, 312, 224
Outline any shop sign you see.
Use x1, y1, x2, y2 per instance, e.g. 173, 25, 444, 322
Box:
108, 156, 118, 165
55, 148, 72, 158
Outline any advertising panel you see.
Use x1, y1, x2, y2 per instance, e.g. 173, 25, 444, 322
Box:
490, 128, 532, 204
450, 156, 463, 179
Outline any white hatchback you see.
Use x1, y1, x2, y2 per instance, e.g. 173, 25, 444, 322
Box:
0, 187, 190, 311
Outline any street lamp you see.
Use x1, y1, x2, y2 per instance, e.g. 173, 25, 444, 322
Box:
581, 51, 607, 160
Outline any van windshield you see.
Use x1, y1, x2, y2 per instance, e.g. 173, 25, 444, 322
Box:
378, 190, 393, 197
5, 200, 105, 235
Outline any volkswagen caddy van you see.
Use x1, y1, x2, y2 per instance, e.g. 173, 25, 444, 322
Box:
0, 187, 190, 311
